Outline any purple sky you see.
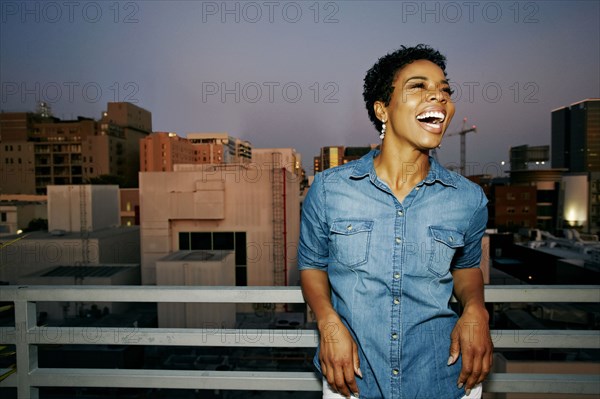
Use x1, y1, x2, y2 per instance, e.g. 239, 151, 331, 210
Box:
1, 1, 599, 175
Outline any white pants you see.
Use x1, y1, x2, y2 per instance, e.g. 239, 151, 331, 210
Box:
322, 378, 482, 398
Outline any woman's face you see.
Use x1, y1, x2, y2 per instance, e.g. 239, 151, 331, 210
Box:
376, 59, 455, 151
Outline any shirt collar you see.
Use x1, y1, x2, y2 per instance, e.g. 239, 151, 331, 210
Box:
350, 149, 458, 188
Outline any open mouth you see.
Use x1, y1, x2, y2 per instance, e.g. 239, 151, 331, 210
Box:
416, 110, 445, 125
416, 110, 445, 132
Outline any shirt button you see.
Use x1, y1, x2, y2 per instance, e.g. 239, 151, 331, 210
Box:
392, 333, 398, 339
415, 187, 420, 191
395, 237, 402, 244
393, 273, 400, 279
397, 210, 403, 216
392, 369, 399, 375
449, 236, 454, 242
347, 225, 353, 231
393, 298, 400, 305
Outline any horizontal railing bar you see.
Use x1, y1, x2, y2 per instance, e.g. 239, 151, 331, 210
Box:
23, 327, 319, 347
0, 285, 598, 303
484, 373, 600, 394
29, 368, 322, 391
491, 330, 600, 348
0, 286, 306, 303
23, 369, 600, 394
484, 286, 600, 303
3, 327, 598, 349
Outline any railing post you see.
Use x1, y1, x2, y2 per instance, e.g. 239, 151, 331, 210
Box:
14, 300, 39, 399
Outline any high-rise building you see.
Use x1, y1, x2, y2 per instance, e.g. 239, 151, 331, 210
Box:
552, 99, 600, 234
0, 102, 152, 194
552, 98, 600, 172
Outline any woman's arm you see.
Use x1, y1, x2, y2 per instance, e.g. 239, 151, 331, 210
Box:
300, 269, 361, 398
449, 267, 493, 396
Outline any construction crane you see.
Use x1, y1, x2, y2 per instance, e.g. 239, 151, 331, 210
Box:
444, 117, 477, 176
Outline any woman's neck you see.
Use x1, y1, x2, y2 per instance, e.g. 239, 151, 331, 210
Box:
373, 141, 430, 202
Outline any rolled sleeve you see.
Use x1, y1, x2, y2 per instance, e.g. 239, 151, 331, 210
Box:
297, 173, 329, 271
451, 187, 488, 270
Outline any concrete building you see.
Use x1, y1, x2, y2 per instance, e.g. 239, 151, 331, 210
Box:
139, 149, 301, 326
140, 132, 198, 172
187, 132, 252, 164
0, 102, 152, 195
0, 195, 47, 236
0, 185, 140, 285
156, 251, 236, 328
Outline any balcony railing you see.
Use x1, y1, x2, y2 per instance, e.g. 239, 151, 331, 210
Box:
0, 285, 598, 398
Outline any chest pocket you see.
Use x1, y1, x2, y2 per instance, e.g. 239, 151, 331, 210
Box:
428, 226, 465, 277
330, 220, 374, 268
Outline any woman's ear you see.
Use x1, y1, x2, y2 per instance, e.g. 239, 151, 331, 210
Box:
374, 101, 386, 122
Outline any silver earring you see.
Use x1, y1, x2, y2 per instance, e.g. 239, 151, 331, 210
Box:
379, 121, 386, 140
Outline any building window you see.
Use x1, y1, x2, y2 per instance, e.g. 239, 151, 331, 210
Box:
522, 206, 529, 214
506, 192, 515, 200
507, 207, 515, 214
126, 202, 132, 212
521, 192, 530, 200
1, 212, 6, 222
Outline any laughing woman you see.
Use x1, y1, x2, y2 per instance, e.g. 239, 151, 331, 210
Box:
298, 45, 493, 399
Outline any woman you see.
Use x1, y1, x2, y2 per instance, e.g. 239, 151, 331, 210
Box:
298, 45, 493, 398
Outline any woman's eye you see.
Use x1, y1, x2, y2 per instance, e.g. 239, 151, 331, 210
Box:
408, 83, 425, 89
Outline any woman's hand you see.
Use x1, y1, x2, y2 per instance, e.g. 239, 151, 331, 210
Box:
318, 315, 361, 398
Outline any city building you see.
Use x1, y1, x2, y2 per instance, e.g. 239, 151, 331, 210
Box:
313, 145, 343, 174
0, 195, 47, 236
0, 102, 152, 195
508, 169, 565, 232
140, 132, 198, 172
552, 98, 600, 234
139, 149, 300, 327
187, 132, 252, 164
552, 98, 600, 173
313, 145, 377, 174
120, 188, 140, 226
0, 185, 140, 286
492, 185, 538, 231
509, 144, 549, 170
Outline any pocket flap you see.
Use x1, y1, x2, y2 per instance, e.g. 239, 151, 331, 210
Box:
331, 220, 374, 235
429, 226, 465, 248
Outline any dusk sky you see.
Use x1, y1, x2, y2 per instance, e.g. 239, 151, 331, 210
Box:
1, 1, 599, 176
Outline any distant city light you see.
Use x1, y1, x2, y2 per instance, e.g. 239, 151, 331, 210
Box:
501, 161, 505, 166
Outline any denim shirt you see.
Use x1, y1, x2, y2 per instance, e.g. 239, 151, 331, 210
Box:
298, 149, 488, 399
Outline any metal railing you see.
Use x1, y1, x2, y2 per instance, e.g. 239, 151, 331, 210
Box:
0, 285, 599, 398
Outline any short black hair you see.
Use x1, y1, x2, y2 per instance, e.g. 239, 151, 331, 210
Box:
363, 44, 448, 133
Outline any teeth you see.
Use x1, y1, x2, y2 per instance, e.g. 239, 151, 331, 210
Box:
416, 111, 445, 122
